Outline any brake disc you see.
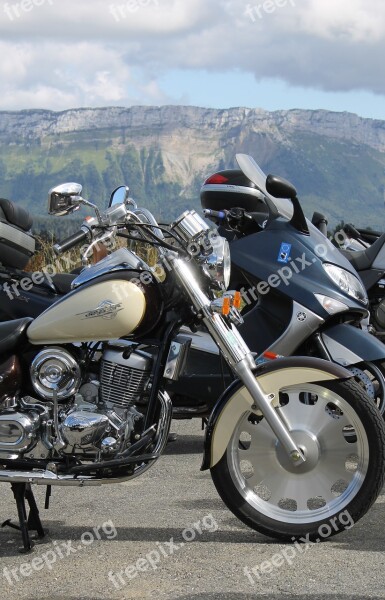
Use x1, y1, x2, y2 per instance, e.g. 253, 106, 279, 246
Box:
348, 366, 375, 398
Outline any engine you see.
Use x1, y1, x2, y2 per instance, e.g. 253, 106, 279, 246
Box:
0, 343, 153, 462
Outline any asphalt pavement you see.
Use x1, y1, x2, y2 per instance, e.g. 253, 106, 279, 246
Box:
1, 419, 385, 600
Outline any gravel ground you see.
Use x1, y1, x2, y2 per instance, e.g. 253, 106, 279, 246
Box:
1, 419, 385, 600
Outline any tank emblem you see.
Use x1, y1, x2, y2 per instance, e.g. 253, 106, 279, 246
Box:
77, 300, 123, 320
297, 312, 307, 322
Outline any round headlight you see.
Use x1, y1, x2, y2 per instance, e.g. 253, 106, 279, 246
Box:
202, 237, 231, 290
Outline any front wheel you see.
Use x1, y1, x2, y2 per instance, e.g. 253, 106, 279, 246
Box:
211, 379, 385, 541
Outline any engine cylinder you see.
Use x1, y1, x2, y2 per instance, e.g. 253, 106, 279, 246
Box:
100, 346, 152, 409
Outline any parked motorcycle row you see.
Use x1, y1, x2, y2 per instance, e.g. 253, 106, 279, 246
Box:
1, 153, 385, 552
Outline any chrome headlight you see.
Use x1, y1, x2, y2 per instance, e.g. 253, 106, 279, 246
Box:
323, 263, 367, 304
202, 237, 231, 290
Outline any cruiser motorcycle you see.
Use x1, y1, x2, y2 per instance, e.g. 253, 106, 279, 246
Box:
1, 182, 384, 551
3, 157, 385, 420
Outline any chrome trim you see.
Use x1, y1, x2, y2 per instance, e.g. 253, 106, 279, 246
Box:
170, 256, 253, 368
0, 391, 172, 486
233, 358, 304, 464
133, 207, 165, 242
171, 210, 210, 244
0, 412, 39, 452
30, 348, 82, 400
201, 237, 231, 290
169, 253, 304, 464
163, 337, 191, 381
71, 248, 147, 289
61, 411, 109, 448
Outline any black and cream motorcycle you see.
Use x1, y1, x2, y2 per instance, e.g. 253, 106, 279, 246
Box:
0, 182, 384, 551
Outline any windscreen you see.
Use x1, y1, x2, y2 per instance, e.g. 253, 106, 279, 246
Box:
235, 154, 294, 220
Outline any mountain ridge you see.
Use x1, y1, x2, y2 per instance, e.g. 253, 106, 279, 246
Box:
1, 105, 385, 150
0, 105, 384, 232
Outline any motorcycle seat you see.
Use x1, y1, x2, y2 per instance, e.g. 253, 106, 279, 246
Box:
0, 198, 33, 232
0, 317, 33, 354
51, 273, 77, 294
341, 233, 385, 271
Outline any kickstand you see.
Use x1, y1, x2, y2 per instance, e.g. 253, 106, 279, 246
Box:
1, 483, 47, 553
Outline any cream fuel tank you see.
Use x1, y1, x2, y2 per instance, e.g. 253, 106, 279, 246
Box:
27, 250, 160, 345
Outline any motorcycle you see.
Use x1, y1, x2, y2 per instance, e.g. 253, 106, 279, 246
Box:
1, 180, 385, 551
311, 213, 385, 342
2, 156, 385, 420
194, 155, 385, 416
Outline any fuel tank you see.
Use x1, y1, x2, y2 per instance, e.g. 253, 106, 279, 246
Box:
27, 277, 146, 344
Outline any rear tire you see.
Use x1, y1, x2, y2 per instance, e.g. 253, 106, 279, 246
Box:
211, 379, 385, 541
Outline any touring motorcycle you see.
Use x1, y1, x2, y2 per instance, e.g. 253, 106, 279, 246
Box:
311, 213, 385, 342
0, 181, 384, 551
196, 154, 385, 416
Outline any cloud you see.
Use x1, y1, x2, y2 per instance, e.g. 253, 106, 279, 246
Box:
0, 0, 384, 109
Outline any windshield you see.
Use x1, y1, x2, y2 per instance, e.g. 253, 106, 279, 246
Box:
235, 154, 294, 220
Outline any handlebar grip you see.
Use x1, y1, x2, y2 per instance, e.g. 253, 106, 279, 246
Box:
53, 228, 88, 255
343, 223, 361, 239
357, 227, 382, 238
203, 209, 227, 220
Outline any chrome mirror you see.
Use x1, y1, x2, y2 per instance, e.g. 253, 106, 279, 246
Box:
109, 185, 129, 207
48, 183, 83, 216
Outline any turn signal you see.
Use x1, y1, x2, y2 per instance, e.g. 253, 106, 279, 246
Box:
263, 351, 279, 360
233, 291, 241, 309
222, 296, 231, 315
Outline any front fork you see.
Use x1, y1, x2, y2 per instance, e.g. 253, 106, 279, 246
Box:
171, 256, 305, 465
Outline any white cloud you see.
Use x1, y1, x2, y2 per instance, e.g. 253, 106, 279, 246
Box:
0, 0, 384, 109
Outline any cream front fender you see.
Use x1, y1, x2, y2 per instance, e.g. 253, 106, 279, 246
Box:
201, 357, 352, 471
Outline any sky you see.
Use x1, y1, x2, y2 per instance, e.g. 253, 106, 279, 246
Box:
0, 0, 384, 119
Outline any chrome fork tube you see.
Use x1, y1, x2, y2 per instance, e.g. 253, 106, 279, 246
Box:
170, 256, 305, 464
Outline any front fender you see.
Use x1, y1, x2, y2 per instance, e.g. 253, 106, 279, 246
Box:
201, 356, 351, 471
321, 323, 385, 365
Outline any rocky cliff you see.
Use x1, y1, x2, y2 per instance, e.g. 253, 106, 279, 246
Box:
0, 106, 384, 230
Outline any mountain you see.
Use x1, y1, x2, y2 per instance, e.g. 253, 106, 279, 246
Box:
0, 105, 385, 234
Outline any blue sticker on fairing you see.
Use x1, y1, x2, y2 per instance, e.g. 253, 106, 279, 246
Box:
277, 242, 292, 263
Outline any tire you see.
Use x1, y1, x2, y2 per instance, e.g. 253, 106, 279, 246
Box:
348, 361, 385, 417
211, 379, 385, 542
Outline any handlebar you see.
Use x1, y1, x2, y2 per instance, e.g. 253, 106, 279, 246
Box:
203, 209, 227, 220
53, 228, 88, 255
343, 223, 361, 239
